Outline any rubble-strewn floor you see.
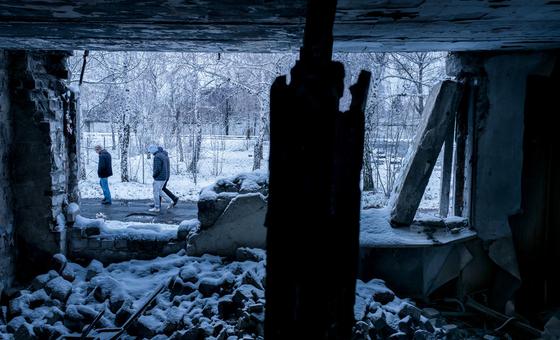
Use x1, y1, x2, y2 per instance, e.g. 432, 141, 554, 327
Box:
1, 249, 484, 340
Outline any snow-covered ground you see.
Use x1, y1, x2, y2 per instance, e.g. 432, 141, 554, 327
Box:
80, 132, 442, 211
80, 134, 268, 202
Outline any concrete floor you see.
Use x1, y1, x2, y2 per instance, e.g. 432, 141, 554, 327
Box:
79, 198, 198, 225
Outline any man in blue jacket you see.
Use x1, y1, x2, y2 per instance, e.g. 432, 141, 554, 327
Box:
95, 145, 112, 205
147, 144, 173, 212
159, 146, 179, 208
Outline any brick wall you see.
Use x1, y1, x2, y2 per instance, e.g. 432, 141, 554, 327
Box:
0, 50, 15, 298
69, 227, 184, 265
8, 50, 77, 280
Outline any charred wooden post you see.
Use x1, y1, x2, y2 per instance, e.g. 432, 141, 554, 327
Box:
390, 80, 463, 227
265, 0, 370, 338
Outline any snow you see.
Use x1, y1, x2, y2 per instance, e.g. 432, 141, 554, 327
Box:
75, 214, 178, 240
54, 213, 66, 232
359, 207, 476, 247
67, 202, 80, 216
67, 83, 80, 95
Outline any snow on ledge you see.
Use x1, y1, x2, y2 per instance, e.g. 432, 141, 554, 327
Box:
359, 208, 476, 248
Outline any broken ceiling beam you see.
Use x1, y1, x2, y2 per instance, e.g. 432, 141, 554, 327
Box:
390, 80, 463, 227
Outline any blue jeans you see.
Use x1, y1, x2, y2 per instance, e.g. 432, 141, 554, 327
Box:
99, 177, 112, 203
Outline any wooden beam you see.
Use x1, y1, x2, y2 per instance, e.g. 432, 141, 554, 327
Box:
452, 80, 470, 216
390, 80, 463, 227
439, 120, 455, 217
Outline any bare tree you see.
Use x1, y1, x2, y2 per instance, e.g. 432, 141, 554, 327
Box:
388, 52, 445, 116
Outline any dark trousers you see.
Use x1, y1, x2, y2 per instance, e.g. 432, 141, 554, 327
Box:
162, 180, 178, 202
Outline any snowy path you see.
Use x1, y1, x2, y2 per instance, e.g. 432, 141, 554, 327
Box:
80, 199, 198, 225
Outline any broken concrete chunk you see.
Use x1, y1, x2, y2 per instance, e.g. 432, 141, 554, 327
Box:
188, 194, 267, 257
8, 294, 29, 317
179, 267, 199, 284
45, 277, 72, 302
373, 290, 395, 305
198, 191, 235, 229
235, 247, 266, 262
30, 272, 55, 291
29, 289, 49, 308
137, 315, 165, 339
61, 266, 75, 282
178, 219, 200, 240
239, 179, 260, 194
397, 315, 413, 335
85, 259, 104, 281
421, 307, 440, 319
397, 303, 422, 322
6, 315, 26, 333
51, 253, 67, 273
14, 323, 35, 340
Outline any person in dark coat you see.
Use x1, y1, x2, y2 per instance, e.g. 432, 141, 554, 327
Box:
147, 144, 172, 212
159, 146, 179, 208
95, 145, 112, 205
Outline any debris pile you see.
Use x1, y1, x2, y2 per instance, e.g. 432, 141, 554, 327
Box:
0, 249, 463, 339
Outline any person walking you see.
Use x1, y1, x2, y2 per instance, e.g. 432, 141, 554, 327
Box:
95, 145, 112, 205
147, 144, 172, 212
159, 146, 179, 208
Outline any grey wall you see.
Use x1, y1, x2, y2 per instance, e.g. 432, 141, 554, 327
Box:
448, 51, 557, 310
0, 50, 15, 298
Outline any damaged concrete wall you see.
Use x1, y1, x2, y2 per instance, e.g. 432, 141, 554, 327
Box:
8, 50, 76, 280
0, 50, 15, 298
447, 51, 557, 310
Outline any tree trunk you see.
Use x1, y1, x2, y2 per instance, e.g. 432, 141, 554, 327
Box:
110, 122, 117, 150
362, 130, 374, 191
120, 123, 130, 182
417, 62, 424, 116
224, 98, 230, 136
188, 70, 201, 183
176, 109, 184, 162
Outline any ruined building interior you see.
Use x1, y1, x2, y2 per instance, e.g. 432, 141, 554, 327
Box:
1, 0, 560, 339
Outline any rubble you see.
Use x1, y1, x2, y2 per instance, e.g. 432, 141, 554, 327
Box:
0, 251, 468, 339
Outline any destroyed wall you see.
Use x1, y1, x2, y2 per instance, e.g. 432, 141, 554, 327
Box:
447, 51, 558, 310
69, 224, 184, 264
8, 50, 76, 280
0, 51, 15, 298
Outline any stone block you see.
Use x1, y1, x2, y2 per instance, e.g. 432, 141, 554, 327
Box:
101, 239, 114, 249
71, 237, 87, 251
114, 238, 127, 249
88, 238, 101, 249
